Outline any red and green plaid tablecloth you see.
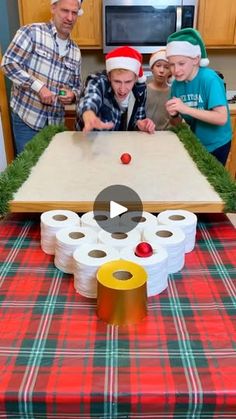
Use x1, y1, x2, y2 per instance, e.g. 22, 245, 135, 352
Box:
0, 213, 236, 418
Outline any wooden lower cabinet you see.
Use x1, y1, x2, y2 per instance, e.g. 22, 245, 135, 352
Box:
65, 106, 77, 130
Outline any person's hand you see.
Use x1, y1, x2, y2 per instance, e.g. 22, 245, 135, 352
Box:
58, 88, 75, 105
166, 96, 187, 116
136, 118, 155, 134
82, 110, 114, 133
38, 85, 56, 105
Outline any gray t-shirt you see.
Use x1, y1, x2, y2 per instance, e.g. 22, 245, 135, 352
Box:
146, 84, 171, 130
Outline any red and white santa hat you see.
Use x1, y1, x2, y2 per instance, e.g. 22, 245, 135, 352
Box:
105, 46, 146, 83
51, 0, 84, 16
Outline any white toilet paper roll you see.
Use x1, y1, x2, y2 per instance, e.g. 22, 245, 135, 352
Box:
157, 210, 197, 253
40, 210, 80, 255
120, 244, 168, 297
143, 225, 186, 274
120, 211, 157, 235
81, 211, 120, 232
144, 225, 185, 248
98, 229, 141, 250
73, 243, 120, 298
54, 226, 97, 274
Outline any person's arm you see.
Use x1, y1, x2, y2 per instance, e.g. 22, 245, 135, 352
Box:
136, 118, 155, 134
1, 26, 45, 91
1, 25, 57, 105
166, 97, 227, 126
82, 110, 114, 133
77, 74, 114, 132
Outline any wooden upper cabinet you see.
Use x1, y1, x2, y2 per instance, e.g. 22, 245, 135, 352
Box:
197, 0, 236, 47
71, 0, 102, 48
17, 0, 102, 48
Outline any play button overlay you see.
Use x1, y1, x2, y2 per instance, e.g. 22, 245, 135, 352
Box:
93, 184, 143, 233
110, 201, 127, 218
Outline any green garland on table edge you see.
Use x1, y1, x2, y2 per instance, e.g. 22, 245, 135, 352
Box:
0, 125, 66, 216
172, 123, 236, 213
0, 123, 236, 216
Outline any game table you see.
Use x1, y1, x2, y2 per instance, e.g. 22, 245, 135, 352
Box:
9, 131, 224, 213
0, 212, 236, 417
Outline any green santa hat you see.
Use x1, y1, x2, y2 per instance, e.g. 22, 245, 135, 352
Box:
166, 28, 209, 67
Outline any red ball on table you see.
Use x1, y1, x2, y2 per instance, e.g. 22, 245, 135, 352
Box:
135, 242, 153, 258
120, 153, 132, 164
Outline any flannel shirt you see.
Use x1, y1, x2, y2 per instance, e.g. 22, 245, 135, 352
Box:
77, 71, 147, 131
1, 22, 81, 130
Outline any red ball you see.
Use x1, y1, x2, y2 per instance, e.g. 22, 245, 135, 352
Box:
120, 153, 132, 164
135, 242, 153, 258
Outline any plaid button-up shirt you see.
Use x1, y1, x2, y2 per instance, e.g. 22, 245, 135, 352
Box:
77, 71, 147, 131
1, 22, 81, 130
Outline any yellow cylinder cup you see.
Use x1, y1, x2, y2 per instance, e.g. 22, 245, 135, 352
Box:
96, 259, 147, 326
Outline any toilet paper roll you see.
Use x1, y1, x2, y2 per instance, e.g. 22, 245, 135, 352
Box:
120, 211, 157, 235
54, 226, 97, 274
157, 210, 197, 253
40, 210, 80, 255
73, 243, 120, 298
98, 229, 141, 250
143, 225, 185, 249
120, 243, 168, 268
97, 260, 147, 325
81, 211, 120, 232
143, 225, 186, 274
120, 244, 168, 297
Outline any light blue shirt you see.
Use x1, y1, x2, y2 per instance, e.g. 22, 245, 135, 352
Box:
171, 67, 232, 152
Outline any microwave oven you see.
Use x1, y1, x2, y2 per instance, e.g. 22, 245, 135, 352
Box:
103, 0, 198, 54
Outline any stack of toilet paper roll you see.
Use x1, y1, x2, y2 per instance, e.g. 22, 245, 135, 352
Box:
157, 210, 197, 253
120, 211, 158, 237
98, 228, 141, 250
120, 244, 168, 297
40, 210, 80, 255
54, 226, 97, 274
81, 210, 120, 232
143, 225, 186, 274
40, 209, 198, 299
97, 259, 148, 325
73, 243, 119, 298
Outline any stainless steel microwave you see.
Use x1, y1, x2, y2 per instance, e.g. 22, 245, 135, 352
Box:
103, 0, 198, 53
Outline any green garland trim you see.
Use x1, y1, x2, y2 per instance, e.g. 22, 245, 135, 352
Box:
172, 123, 236, 212
0, 125, 66, 216
0, 123, 236, 216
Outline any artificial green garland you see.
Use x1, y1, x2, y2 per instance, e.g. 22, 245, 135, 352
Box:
0, 125, 66, 215
0, 123, 236, 216
172, 123, 236, 212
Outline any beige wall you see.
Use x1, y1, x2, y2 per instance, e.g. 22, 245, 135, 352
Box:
81, 49, 236, 90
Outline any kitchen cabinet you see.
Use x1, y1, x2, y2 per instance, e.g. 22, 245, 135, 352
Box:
17, 0, 102, 48
65, 105, 77, 130
197, 0, 236, 47
226, 112, 236, 179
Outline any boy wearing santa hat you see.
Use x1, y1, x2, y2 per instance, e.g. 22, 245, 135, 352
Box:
146, 48, 173, 130
165, 28, 232, 166
77, 46, 155, 133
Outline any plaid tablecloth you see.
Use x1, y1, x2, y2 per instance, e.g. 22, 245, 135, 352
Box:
0, 213, 236, 418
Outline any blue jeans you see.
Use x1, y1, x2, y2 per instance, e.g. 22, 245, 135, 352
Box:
211, 140, 231, 166
11, 112, 39, 155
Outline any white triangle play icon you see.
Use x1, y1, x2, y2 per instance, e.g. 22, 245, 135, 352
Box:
110, 201, 128, 219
